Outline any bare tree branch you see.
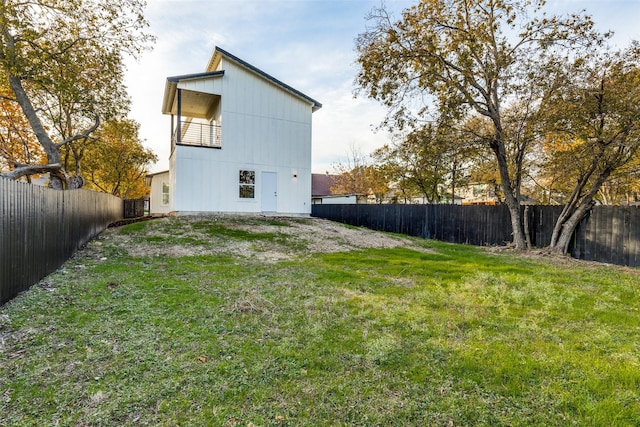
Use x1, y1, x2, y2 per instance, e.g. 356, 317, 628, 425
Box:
55, 116, 101, 148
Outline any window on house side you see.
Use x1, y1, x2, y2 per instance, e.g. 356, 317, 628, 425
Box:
162, 182, 170, 205
239, 170, 255, 198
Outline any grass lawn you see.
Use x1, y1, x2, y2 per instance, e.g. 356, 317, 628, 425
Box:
1, 216, 639, 426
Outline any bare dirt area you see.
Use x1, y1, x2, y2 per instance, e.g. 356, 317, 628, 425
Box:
95, 215, 428, 262
232, 216, 418, 252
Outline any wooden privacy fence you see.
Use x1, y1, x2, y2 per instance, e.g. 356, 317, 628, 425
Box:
312, 204, 640, 267
1, 178, 123, 305
124, 198, 145, 218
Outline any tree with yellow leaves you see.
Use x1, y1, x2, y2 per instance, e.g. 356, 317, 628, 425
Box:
82, 119, 157, 199
0, 84, 44, 175
0, 0, 153, 188
355, 0, 604, 250
331, 145, 390, 203
540, 43, 640, 253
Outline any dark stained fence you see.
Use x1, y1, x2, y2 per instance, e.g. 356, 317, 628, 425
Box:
569, 206, 640, 266
124, 198, 145, 218
312, 204, 513, 246
1, 178, 123, 305
312, 204, 640, 267
527, 205, 564, 248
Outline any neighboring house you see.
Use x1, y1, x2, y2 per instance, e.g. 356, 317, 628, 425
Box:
458, 183, 536, 205
311, 173, 361, 204
458, 183, 501, 205
313, 194, 360, 205
444, 194, 464, 205
146, 170, 171, 215
148, 47, 321, 216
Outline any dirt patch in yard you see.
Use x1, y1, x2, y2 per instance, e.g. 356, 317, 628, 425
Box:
95, 215, 427, 262
232, 217, 418, 253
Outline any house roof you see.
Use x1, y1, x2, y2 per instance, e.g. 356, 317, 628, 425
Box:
162, 47, 322, 115
146, 170, 169, 178
206, 46, 322, 112
312, 173, 339, 196
166, 71, 225, 83
161, 71, 225, 115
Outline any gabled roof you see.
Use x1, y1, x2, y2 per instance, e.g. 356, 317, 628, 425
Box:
206, 46, 322, 112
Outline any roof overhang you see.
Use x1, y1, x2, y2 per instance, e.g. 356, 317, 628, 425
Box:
146, 170, 169, 178
161, 71, 225, 116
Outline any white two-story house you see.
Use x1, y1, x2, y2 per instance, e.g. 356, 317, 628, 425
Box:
149, 47, 321, 216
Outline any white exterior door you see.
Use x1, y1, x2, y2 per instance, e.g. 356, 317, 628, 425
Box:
261, 172, 277, 212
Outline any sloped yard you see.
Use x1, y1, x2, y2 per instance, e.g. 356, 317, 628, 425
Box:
1, 216, 639, 426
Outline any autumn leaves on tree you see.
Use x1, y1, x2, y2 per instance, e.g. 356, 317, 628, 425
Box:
0, 0, 154, 191
354, 0, 640, 253
2, 0, 639, 255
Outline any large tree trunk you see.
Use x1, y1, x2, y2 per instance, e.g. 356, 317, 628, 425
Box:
3, 74, 96, 189
550, 203, 573, 249
491, 138, 527, 249
6, 75, 68, 188
550, 164, 614, 254
504, 195, 526, 249
8, 78, 59, 162
551, 201, 593, 254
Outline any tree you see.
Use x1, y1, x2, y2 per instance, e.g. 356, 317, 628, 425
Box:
373, 120, 475, 204
540, 43, 640, 253
331, 145, 389, 202
596, 158, 640, 205
0, 0, 153, 188
82, 119, 157, 199
355, 0, 602, 249
0, 83, 45, 175
372, 143, 423, 203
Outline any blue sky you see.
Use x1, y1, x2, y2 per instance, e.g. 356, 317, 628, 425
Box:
124, 0, 640, 174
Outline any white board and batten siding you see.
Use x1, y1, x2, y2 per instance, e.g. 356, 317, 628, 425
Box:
171, 55, 315, 216
148, 171, 171, 215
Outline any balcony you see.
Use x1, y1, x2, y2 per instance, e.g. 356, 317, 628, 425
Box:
172, 120, 221, 151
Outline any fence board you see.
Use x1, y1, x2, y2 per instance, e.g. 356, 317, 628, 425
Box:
612, 207, 623, 265
631, 208, 640, 267
312, 204, 640, 268
623, 207, 631, 266
1, 179, 123, 305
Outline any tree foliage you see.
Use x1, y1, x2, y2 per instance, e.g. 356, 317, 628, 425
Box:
539, 43, 640, 252
596, 158, 640, 206
355, 0, 606, 250
0, 82, 44, 174
0, 0, 154, 188
331, 145, 389, 203
373, 120, 475, 203
82, 119, 156, 199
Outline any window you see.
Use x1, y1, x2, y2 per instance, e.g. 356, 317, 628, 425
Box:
162, 182, 170, 205
239, 170, 255, 198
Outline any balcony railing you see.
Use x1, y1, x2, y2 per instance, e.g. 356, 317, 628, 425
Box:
172, 120, 221, 151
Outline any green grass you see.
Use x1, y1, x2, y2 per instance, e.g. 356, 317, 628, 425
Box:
116, 216, 305, 251
1, 217, 639, 426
